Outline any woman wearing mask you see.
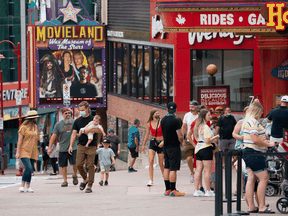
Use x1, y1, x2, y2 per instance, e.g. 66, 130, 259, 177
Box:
242, 100, 278, 214
142, 109, 164, 186
193, 110, 219, 197
15, 110, 40, 193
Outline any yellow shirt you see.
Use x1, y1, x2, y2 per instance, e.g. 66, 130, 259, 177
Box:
18, 124, 39, 160
243, 118, 267, 152
195, 125, 213, 153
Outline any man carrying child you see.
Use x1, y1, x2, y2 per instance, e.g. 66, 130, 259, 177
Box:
69, 101, 102, 193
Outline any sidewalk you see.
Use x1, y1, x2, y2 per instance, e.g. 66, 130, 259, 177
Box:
0, 164, 283, 216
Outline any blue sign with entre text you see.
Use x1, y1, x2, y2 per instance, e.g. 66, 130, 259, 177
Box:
271, 60, 288, 80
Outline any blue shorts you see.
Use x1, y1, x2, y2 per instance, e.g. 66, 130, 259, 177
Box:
242, 148, 267, 173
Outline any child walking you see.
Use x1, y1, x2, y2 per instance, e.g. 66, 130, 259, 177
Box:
97, 139, 115, 186
77, 115, 106, 147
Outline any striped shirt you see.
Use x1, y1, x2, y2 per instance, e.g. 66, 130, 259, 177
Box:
195, 125, 213, 153
243, 118, 267, 152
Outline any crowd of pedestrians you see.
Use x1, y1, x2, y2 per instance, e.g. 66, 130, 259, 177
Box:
14, 96, 288, 213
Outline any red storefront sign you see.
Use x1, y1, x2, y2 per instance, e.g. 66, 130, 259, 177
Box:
198, 86, 230, 111
160, 11, 265, 30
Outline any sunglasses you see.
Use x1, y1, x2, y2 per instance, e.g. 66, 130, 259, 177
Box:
64, 112, 71, 115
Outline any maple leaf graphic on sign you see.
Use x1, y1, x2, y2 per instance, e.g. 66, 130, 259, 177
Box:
176, 14, 186, 25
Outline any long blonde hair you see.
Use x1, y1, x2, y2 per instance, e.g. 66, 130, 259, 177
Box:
241, 99, 263, 131
194, 110, 209, 140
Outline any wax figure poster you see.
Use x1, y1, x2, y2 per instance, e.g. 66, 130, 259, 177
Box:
38, 49, 103, 100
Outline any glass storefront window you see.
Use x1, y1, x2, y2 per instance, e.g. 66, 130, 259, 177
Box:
192, 49, 253, 112
116, 118, 128, 162
223, 50, 253, 111
111, 41, 173, 106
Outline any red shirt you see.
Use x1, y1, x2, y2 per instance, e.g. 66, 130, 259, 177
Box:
190, 119, 211, 145
150, 121, 163, 137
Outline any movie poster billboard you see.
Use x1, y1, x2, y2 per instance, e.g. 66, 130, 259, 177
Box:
35, 25, 105, 108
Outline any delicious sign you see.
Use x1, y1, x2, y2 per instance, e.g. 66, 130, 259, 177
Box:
198, 86, 230, 110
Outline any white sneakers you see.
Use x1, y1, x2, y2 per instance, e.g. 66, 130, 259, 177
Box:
193, 190, 205, 197
26, 188, 34, 193
19, 187, 34, 193
205, 190, 215, 197
19, 187, 25, 192
147, 180, 154, 186
193, 190, 215, 197
190, 174, 194, 183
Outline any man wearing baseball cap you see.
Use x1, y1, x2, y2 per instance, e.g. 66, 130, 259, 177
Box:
48, 107, 78, 187
161, 102, 185, 196
182, 100, 199, 183
267, 95, 288, 143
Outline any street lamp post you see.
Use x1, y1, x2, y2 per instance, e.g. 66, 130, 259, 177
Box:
0, 40, 21, 175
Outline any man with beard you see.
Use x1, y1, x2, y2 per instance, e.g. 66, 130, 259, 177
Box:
39, 55, 61, 98
182, 100, 199, 183
47, 108, 78, 187
70, 66, 98, 98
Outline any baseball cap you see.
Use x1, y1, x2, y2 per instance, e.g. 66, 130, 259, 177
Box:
108, 129, 114, 133
167, 102, 177, 113
61, 107, 71, 114
189, 100, 199, 106
281, 95, 288, 103
102, 139, 110, 144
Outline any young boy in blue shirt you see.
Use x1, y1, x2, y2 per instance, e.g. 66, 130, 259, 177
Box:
97, 139, 115, 186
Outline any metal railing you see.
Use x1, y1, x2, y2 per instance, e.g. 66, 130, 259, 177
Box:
215, 149, 288, 216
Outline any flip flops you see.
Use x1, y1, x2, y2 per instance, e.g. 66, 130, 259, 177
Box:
248, 207, 258, 213
72, 175, 78, 185
79, 182, 88, 191
258, 208, 275, 214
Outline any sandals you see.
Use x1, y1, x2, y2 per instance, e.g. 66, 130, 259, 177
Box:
85, 188, 92, 193
61, 182, 68, 187
258, 208, 275, 214
79, 182, 88, 191
72, 175, 78, 185
248, 207, 258, 213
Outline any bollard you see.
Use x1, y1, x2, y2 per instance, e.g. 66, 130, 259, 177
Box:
215, 151, 223, 216
233, 150, 249, 215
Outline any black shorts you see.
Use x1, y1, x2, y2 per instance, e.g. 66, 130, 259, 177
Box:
164, 146, 181, 171
58, 150, 77, 167
149, 139, 164, 154
43, 153, 50, 161
129, 147, 139, 158
196, 147, 213, 161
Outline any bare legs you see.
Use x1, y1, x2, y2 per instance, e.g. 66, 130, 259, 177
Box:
148, 149, 164, 181
194, 160, 212, 191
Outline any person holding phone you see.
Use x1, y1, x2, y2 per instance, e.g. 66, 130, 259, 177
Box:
193, 110, 219, 197
142, 109, 164, 187
242, 100, 278, 214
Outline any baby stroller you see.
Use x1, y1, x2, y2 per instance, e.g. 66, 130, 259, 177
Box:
265, 155, 285, 197
273, 130, 288, 214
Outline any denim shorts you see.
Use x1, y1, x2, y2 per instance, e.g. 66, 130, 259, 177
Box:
242, 148, 267, 173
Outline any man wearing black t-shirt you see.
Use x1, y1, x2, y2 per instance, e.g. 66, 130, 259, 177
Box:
70, 66, 98, 98
215, 106, 237, 152
69, 101, 101, 193
161, 102, 185, 196
267, 95, 288, 143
